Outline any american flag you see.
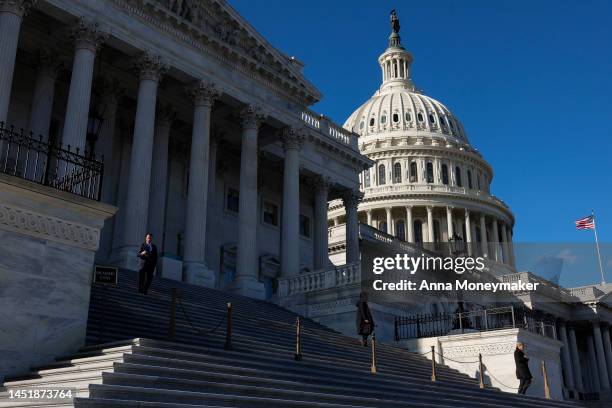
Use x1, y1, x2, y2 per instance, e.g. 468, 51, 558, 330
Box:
575, 215, 595, 230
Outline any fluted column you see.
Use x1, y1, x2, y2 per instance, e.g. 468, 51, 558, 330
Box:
0, 0, 36, 123
146, 104, 175, 255
501, 222, 509, 265
479, 213, 488, 257
568, 327, 584, 391
366, 209, 373, 226
587, 334, 602, 392
602, 324, 612, 388
110, 130, 131, 255
313, 176, 331, 270
427, 206, 434, 242
118, 52, 166, 269
280, 126, 304, 277
593, 322, 611, 390
491, 219, 500, 261
182, 82, 220, 286
61, 18, 108, 152
559, 323, 575, 390
27, 50, 62, 139
446, 206, 454, 238
386, 207, 392, 235
343, 190, 361, 264
464, 209, 472, 255
506, 226, 516, 268
233, 105, 266, 298
406, 206, 414, 243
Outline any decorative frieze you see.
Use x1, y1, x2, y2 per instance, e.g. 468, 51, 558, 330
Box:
442, 342, 516, 358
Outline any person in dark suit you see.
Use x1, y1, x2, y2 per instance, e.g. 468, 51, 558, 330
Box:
514, 342, 532, 395
356, 292, 374, 347
137, 233, 158, 295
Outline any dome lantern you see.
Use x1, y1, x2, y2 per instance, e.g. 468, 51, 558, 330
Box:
379, 10, 415, 91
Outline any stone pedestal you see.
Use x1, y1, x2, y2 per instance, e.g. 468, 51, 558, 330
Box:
0, 173, 116, 380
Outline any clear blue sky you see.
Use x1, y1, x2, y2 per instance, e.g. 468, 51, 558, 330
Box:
231, 1, 612, 286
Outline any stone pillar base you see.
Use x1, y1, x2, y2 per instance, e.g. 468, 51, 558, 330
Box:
109, 246, 140, 271
228, 276, 266, 300
183, 261, 215, 288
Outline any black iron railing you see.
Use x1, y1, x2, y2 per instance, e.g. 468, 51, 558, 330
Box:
0, 122, 104, 200
395, 305, 557, 341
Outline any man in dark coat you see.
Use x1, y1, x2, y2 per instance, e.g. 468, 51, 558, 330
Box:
137, 233, 158, 295
514, 342, 532, 395
356, 292, 374, 346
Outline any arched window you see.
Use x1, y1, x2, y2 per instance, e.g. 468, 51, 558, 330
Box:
405, 112, 412, 122
455, 166, 462, 187
378, 164, 386, 185
396, 220, 406, 241
393, 113, 399, 123
364, 170, 370, 188
441, 164, 449, 185
380, 115, 387, 124
414, 220, 423, 244
429, 114, 435, 123
409, 162, 418, 183
379, 221, 388, 234
426, 162, 434, 183
417, 113, 424, 122
467, 170, 473, 189
359, 121, 364, 130
369, 117, 375, 126
393, 162, 402, 183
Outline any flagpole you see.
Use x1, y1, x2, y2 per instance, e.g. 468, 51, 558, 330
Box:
592, 210, 606, 285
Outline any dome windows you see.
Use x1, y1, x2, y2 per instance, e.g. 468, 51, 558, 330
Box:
393, 113, 399, 123
405, 112, 412, 122
409, 162, 418, 183
455, 166, 463, 187
393, 162, 402, 183
359, 121, 364, 130
417, 113, 424, 122
378, 164, 386, 185
441, 164, 449, 185
369, 117, 375, 126
429, 114, 435, 123
380, 115, 387, 124
426, 162, 434, 183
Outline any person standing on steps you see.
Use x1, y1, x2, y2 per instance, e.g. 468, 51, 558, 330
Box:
356, 292, 374, 346
514, 342, 532, 395
137, 232, 158, 295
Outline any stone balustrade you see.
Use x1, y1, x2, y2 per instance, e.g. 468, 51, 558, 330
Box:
301, 108, 359, 151
277, 262, 361, 297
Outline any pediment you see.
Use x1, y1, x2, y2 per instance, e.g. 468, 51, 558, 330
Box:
120, 0, 321, 105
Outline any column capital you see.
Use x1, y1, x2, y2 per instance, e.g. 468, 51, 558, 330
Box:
71, 17, 108, 52
188, 80, 220, 108
240, 104, 266, 130
465, 208, 470, 217
426, 205, 434, 212
341, 189, 363, 209
281, 126, 305, 151
134, 51, 167, 82
0, 0, 37, 18
311, 174, 332, 193
156, 103, 176, 127
385, 207, 392, 215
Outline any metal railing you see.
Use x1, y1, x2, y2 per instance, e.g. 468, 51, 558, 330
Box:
0, 122, 104, 201
395, 305, 557, 341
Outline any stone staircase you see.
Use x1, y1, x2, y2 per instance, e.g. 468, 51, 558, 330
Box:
0, 269, 583, 407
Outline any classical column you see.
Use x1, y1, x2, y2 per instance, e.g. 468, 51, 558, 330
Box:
406, 206, 414, 243
568, 327, 584, 391
233, 105, 266, 297
386, 207, 392, 235
366, 209, 373, 226
61, 18, 108, 152
593, 322, 611, 391
464, 209, 472, 254
343, 190, 361, 264
147, 104, 175, 254
559, 323, 576, 390
479, 213, 488, 258
181, 82, 220, 286
427, 206, 434, 242
587, 334, 602, 392
27, 50, 62, 139
446, 206, 454, 238
0, 0, 36, 123
313, 175, 331, 271
118, 52, 166, 269
501, 222, 509, 265
602, 324, 612, 388
491, 218, 500, 261
506, 226, 516, 268
280, 126, 304, 277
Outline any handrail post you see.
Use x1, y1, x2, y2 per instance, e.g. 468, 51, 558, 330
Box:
294, 317, 302, 361
479, 353, 485, 389
168, 288, 177, 341
542, 360, 551, 399
370, 333, 377, 374
431, 346, 437, 382
224, 302, 232, 350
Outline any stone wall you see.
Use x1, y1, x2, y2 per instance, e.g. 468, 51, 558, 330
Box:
0, 174, 115, 380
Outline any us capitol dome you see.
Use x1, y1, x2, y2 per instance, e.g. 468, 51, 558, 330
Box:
329, 11, 516, 272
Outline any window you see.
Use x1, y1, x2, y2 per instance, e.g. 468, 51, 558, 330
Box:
364, 170, 371, 187
300, 215, 311, 238
409, 162, 418, 183
449, 120, 454, 129
262, 201, 278, 226
379, 221, 388, 234
369, 117, 375, 126
396, 220, 406, 241
359, 121, 364, 130
378, 164, 386, 185
429, 114, 435, 123
455, 166, 462, 187
380, 115, 387, 124
467, 170, 473, 189
393, 162, 402, 183
226, 188, 239, 212
393, 113, 399, 123
426, 162, 434, 183
414, 220, 423, 244
441, 164, 449, 185
405, 112, 412, 122
417, 113, 424, 122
